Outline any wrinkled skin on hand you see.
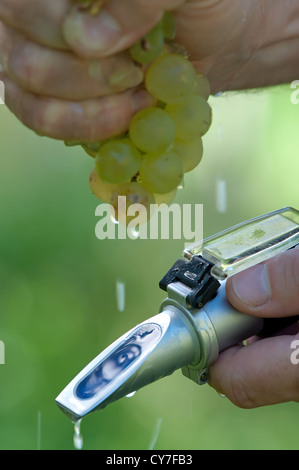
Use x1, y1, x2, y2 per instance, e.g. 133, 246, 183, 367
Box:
209, 246, 299, 408
0, 0, 264, 141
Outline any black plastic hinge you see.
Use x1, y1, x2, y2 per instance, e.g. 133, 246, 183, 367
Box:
159, 256, 221, 308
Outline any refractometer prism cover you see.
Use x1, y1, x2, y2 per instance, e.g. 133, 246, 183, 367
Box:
184, 207, 299, 280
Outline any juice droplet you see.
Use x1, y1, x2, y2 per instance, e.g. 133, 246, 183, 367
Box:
148, 417, 162, 450
216, 179, 227, 213
110, 213, 119, 225
116, 278, 126, 312
73, 419, 83, 450
177, 177, 185, 190
127, 226, 140, 240
37, 411, 41, 450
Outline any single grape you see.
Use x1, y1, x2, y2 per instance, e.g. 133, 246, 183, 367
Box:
154, 188, 177, 204
64, 140, 102, 158
129, 107, 175, 153
161, 12, 176, 40
145, 54, 196, 105
139, 150, 184, 194
129, 22, 164, 65
95, 138, 141, 184
195, 73, 211, 100
173, 138, 203, 173
110, 182, 155, 225
89, 167, 119, 202
82, 142, 102, 158
165, 95, 212, 141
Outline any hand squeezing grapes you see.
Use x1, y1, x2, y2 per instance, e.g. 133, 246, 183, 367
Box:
82, 2, 212, 223
1, 0, 285, 225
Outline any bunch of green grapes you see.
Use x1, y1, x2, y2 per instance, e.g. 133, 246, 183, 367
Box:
67, 9, 212, 225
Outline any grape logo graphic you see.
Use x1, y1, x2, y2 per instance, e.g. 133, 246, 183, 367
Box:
0, 81, 4, 105
0, 340, 5, 365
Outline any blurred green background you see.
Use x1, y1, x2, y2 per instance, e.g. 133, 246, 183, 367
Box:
0, 85, 298, 450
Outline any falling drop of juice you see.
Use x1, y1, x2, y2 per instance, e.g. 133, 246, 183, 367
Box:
116, 278, 126, 312
216, 179, 227, 213
73, 419, 83, 450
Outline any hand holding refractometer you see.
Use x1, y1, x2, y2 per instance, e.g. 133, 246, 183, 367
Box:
56, 207, 299, 422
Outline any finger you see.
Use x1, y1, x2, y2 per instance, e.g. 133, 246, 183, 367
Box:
0, 22, 143, 100
1, 72, 154, 142
0, 0, 70, 50
226, 246, 299, 317
173, 0, 263, 93
209, 333, 299, 408
62, 0, 185, 58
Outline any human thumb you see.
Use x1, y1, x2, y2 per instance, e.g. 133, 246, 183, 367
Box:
225, 245, 299, 318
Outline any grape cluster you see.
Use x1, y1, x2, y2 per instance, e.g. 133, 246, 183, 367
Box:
68, 10, 212, 224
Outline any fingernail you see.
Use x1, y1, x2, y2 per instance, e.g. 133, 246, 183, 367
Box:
232, 263, 271, 307
63, 9, 122, 56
